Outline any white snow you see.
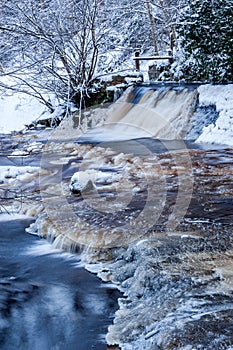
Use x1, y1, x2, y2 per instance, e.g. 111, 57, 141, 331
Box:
0, 166, 40, 184
69, 169, 122, 192
0, 90, 46, 133
69, 169, 96, 192
196, 84, 233, 146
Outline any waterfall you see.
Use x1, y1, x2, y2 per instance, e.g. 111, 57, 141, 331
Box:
80, 84, 219, 142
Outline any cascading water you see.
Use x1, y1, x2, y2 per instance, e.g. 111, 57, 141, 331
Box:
79, 84, 219, 143
1, 83, 233, 350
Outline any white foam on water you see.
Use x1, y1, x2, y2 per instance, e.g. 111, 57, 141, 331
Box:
25, 239, 82, 263
0, 213, 33, 222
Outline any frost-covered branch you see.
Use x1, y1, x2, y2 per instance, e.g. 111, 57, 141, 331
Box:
0, 0, 104, 108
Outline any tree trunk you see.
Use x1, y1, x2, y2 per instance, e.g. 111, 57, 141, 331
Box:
145, 0, 158, 55
159, 0, 177, 50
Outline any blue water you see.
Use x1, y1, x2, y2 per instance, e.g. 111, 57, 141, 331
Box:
0, 218, 119, 350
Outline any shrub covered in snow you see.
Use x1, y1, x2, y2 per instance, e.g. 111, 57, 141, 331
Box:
177, 0, 233, 82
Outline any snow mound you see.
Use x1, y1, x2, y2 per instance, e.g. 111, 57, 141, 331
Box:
0, 91, 46, 133
0, 166, 40, 184
69, 169, 122, 193
196, 84, 233, 146
70, 170, 96, 193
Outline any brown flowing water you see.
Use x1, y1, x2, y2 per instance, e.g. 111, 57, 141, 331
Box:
1, 84, 233, 349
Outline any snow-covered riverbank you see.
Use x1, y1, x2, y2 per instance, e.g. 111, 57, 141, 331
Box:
0, 91, 46, 133
196, 84, 233, 146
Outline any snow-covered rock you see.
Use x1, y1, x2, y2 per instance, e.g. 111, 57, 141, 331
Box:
69, 168, 123, 194
69, 170, 97, 194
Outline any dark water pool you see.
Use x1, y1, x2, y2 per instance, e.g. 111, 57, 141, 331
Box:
0, 218, 120, 350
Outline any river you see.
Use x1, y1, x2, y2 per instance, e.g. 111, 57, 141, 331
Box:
1, 83, 233, 349
0, 217, 120, 350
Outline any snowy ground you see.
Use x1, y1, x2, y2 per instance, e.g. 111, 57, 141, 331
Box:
0, 91, 47, 133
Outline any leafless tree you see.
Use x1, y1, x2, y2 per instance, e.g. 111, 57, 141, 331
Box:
145, 0, 159, 55
149, 0, 185, 52
0, 0, 104, 110
100, 0, 185, 60
0, 0, 186, 113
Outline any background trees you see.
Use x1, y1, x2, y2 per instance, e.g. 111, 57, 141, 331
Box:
0, 0, 232, 114
147, 0, 184, 53
1, 0, 181, 110
177, 0, 233, 82
95, 0, 183, 72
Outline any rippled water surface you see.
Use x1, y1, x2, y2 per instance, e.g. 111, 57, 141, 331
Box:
1, 129, 233, 349
0, 218, 120, 350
